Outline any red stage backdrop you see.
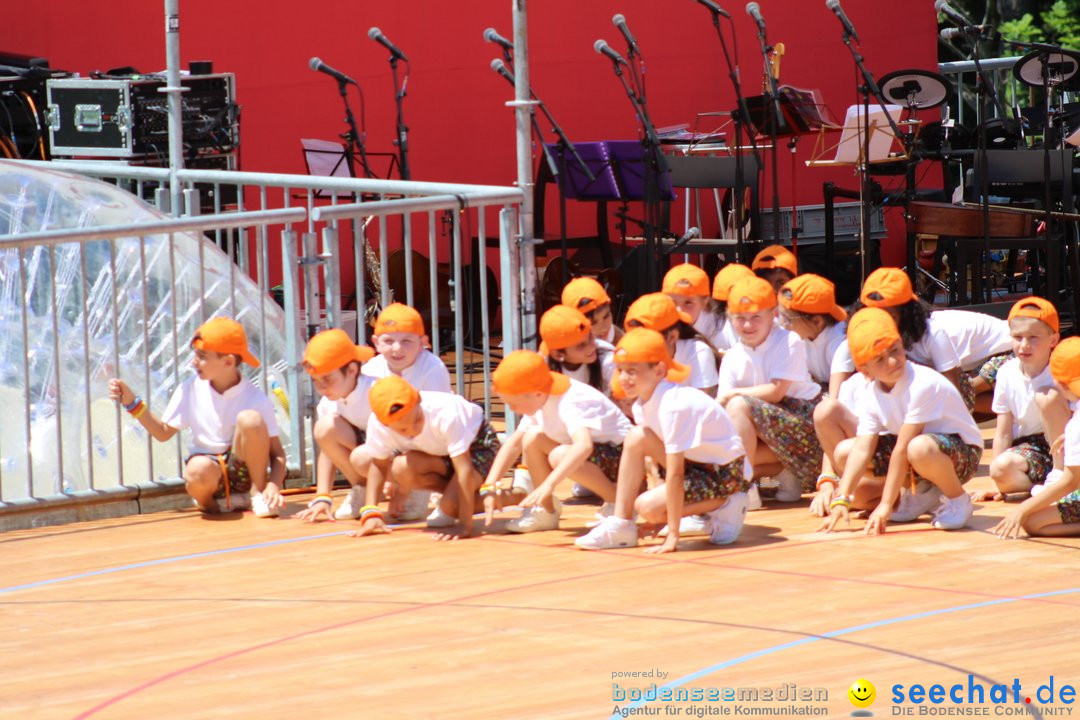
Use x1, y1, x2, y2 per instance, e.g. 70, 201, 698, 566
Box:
2, 0, 939, 285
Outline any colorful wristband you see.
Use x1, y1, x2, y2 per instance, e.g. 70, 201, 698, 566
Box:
308, 495, 333, 509
479, 484, 496, 498
816, 474, 839, 491
122, 395, 141, 412
130, 402, 148, 419
829, 496, 853, 510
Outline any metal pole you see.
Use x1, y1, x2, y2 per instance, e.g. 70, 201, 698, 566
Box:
511, 0, 538, 350
163, 0, 185, 217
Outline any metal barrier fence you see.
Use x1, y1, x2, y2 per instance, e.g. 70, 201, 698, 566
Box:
0, 159, 524, 525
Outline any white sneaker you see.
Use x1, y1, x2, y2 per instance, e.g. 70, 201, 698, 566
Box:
251, 491, 278, 518
658, 514, 709, 537
706, 492, 749, 545
585, 502, 616, 528
773, 470, 802, 502
575, 515, 638, 550
572, 482, 597, 498
932, 493, 974, 530
891, 482, 943, 522
397, 490, 433, 521
334, 485, 364, 520
426, 505, 457, 528
512, 467, 534, 493
747, 483, 763, 511
506, 498, 562, 533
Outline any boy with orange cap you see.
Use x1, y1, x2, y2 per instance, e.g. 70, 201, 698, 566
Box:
362, 302, 452, 520
751, 244, 798, 292
709, 263, 756, 351
624, 292, 719, 396
575, 329, 750, 551
487, 350, 633, 532
295, 329, 378, 523
977, 297, 1068, 502
562, 276, 622, 345
348, 376, 500, 539
108, 317, 286, 517
821, 308, 983, 534
716, 275, 823, 505
994, 336, 1080, 538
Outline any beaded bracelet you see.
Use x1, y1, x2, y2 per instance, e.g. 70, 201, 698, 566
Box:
815, 473, 839, 491
122, 395, 142, 412
359, 505, 384, 522
307, 495, 333, 509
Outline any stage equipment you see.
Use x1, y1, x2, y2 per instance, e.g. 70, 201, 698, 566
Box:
369, 27, 411, 180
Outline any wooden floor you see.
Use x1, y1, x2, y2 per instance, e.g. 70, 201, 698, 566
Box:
3, 437, 1080, 720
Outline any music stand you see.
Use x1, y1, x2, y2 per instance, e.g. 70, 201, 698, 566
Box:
301, 138, 354, 198
807, 104, 907, 167
543, 141, 622, 200
745, 87, 831, 138
605, 140, 676, 202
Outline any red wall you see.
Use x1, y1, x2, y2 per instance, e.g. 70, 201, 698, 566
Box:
3, 0, 940, 272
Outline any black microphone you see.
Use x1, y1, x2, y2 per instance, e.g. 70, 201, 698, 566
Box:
746, 2, 766, 32
667, 227, 701, 254
490, 58, 514, 85
483, 27, 514, 52
934, 0, 976, 27
308, 57, 356, 85
612, 14, 641, 56
939, 25, 990, 40
825, 0, 859, 42
594, 39, 628, 66
368, 27, 408, 62
695, 0, 732, 19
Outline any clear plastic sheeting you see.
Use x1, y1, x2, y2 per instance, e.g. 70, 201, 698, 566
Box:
0, 161, 292, 503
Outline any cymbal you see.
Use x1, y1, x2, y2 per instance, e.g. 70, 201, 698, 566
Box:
1013, 48, 1080, 87
879, 68, 952, 110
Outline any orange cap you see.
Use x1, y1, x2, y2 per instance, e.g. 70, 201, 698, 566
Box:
779, 274, 847, 322
712, 263, 755, 302
727, 276, 778, 313
1051, 337, 1080, 395
751, 245, 798, 276
612, 328, 690, 384
847, 307, 902, 366
1008, 296, 1060, 334
191, 317, 260, 368
539, 305, 592, 355
492, 350, 571, 396
368, 375, 421, 426
662, 263, 710, 297
624, 292, 692, 331
303, 329, 375, 376
861, 267, 915, 308
374, 303, 426, 337
561, 277, 611, 315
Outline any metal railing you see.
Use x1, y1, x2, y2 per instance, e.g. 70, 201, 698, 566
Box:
0, 160, 525, 524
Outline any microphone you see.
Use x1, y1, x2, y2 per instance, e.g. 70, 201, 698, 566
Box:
594, 39, 628, 66
490, 58, 514, 85
939, 25, 990, 40
612, 14, 641, 56
825, 0, 859, 42
368, 27, 408, 62
483, 27, 514, 52
934, 0, 976, 27
746, 2, 766, 32
308, 57, 356, 85
695, 0, 732, 19
668, 227, 701, 254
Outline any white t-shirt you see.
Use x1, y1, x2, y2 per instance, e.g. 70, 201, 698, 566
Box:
855, 362, 982, 447
694, 311, 739, 352
906, 313, 962, 372
932, 309, 1013, 371
836, 372, 872, 412
364, 391, 483, 460
805, 322, 848, 384
161, 376, 280, 455
517, 378, 633, 445
315, 374, 378, 431
991, 358, 1055, 439
362, 349, 452, 393
716, 325, 821, 401
556, 340, 616, 396
831, 340, 857, 375
1063, 409, 1080, 467
675, 338, 719, 390
634, 380, 750, 476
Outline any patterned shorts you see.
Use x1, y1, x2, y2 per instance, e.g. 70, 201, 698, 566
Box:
186, 450, 252, 498
1008, 433, 1053, 485
1056, 489, 1080, 524
978, 352, 1013, 389
739, 394, 823, 491
680, 457, 751, 505
588, 441, 623, 480
441, 422, 502, 480
871, 433, 982, 484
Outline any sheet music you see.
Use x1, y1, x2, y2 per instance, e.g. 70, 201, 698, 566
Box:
832, 104, 903, 164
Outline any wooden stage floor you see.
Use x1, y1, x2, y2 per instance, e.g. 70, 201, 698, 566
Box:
3, 442, 1080, 719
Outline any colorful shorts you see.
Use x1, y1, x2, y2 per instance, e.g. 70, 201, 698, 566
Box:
871, 433, 982, 484
1008, 433, 1053, 485
1056, 489, 1080, 524
956, 372, 976, 413
739, 394, 823, 491
663, 457, 751, 505
588, 441, 623, 480
441, 422, 502, 480
186, 450, 252, 498
978, 352, 1013, 389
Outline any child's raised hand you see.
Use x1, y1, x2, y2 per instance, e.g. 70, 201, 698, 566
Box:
108, 378, 134, 406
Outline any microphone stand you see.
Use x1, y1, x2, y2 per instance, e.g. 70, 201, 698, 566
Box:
387, 55, 411, 180
752, 20, 784, 246
338, 78, 374, 179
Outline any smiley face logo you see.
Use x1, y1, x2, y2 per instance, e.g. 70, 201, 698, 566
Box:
848, 678, 876, 709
